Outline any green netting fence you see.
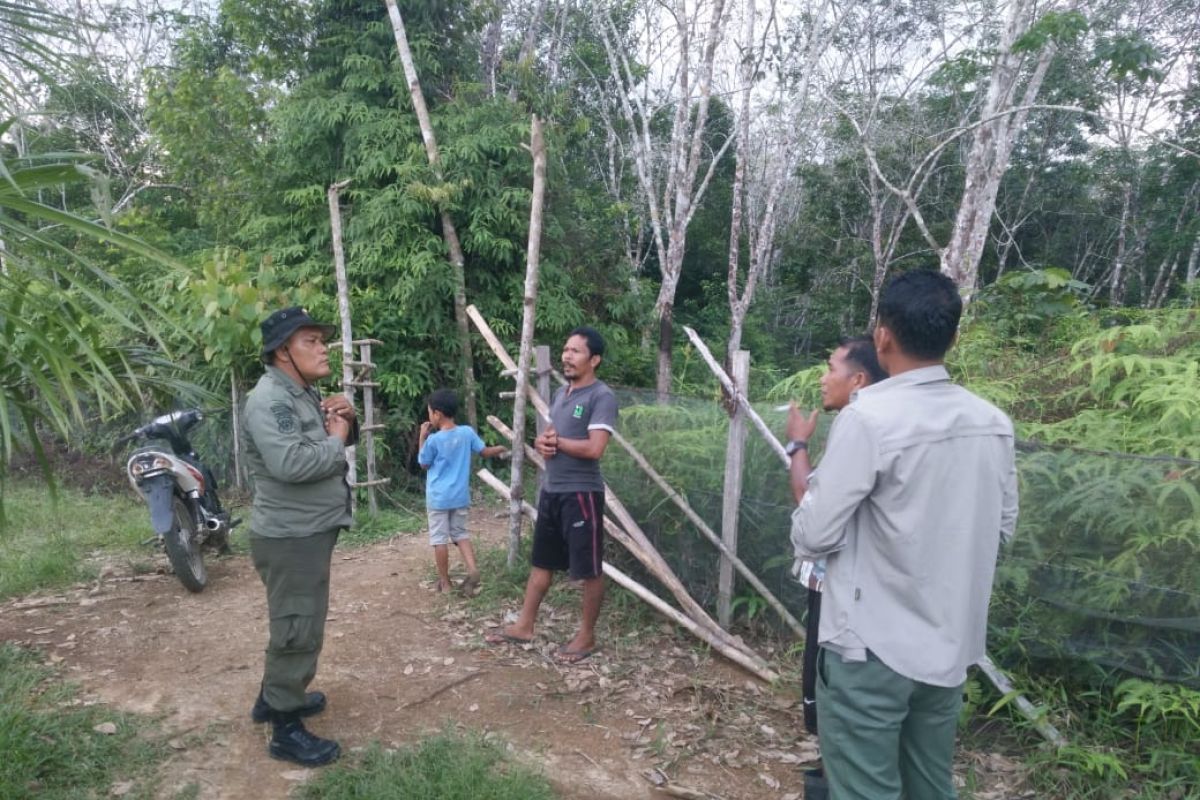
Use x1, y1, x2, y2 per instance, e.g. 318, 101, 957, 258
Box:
601, 387, 1200, 688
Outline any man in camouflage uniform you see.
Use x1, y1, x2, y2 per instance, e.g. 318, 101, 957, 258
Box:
243, 306, 356, 767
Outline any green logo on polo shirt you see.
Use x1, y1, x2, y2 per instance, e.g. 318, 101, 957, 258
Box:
573, 404, 584, 418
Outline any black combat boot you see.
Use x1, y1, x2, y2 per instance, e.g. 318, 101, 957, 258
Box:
250, 689, 327, 723
268, 712, 340, 767
803, 767, 829, 800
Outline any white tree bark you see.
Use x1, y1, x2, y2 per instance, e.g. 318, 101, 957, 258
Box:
480, 0, 505, 97
1186, 233, 1200, 287
383, 0, 479, 429
508, 0, 549, 101
941, 0, 1056, 295
596, 0, 732, 402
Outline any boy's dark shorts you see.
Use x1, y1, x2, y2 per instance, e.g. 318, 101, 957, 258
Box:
531, 490, 605, 579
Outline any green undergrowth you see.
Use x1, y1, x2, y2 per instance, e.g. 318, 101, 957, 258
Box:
976, 668, 1200, 799
767, 300, 1200, 797
338, 503, 425, 548
947, 304, 1200, 798
295, 731, 557, 800
0, 644, 167, 800
0, 481, 152, 599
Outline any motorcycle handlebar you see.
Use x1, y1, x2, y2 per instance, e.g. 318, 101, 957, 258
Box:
113, 408, 206, 451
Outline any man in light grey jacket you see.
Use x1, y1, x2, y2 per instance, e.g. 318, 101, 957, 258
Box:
789, 270, 1018, 800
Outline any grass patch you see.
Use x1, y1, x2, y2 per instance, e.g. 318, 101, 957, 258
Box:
296, 731, 557, 800
0, 481, 153, 599
338, 506, 424, 548
0, 644, 166, 799
0, 478, 425, 599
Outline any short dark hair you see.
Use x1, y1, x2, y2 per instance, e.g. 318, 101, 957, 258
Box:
839, 335, 888, 384
876, 270, 962, 360
427, 388, 458, 419
568, 326, 606, 359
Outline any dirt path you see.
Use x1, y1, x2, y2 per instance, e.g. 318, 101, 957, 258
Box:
0, 514, 1024, 800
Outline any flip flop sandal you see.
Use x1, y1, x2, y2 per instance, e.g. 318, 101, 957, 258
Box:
553, 645, 595, 665
484, 628, 533, 646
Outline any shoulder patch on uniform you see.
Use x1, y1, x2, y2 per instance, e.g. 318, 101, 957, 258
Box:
271, 402, 297, 434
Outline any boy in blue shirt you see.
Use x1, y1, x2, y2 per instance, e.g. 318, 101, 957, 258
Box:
418, 389, 508, 594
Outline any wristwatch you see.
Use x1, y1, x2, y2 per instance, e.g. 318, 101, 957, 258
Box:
785, 439, 808, 456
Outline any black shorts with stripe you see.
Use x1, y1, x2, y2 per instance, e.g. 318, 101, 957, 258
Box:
531, 490, 605, 579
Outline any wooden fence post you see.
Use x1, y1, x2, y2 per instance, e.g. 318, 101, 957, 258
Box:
230, 371, 244, 489
535, 344, 550, 495
361, 341, 379, 515
718, 350, 750, 628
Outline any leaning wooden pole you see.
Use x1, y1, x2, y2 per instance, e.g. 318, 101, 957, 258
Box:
683, 326, 787, 465
506, 114, 547, 568
485, 413, 764, 667
383, 0, 478, 429
468, 304, 756, 649
477, 468, 778, 683
467, 303, 768, 663
328, 179, 357, 501
683, 325, 1066, 747
550, 364, 807, 638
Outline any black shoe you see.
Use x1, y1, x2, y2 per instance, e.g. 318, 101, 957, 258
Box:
251, 690, 327, 724
804, 768, 829, 800
268, 716, 340, 767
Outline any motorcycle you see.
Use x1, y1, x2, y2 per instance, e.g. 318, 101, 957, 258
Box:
119, 409, 238, 592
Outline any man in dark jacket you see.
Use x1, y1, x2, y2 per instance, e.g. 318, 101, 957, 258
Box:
243, 306, 357, 767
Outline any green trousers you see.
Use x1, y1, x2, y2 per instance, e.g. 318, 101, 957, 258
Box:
250, 529, 338, 713
816, 648, 963, 800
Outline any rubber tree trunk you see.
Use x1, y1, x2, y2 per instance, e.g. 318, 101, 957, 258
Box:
941, 0, 1054, 298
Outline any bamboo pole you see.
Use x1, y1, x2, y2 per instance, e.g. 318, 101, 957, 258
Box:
476, 468, 779, 683
976, 654, 1065, 746
506, 114, 548, 568
684, 324, 1066, 746
328, 179, 357, 504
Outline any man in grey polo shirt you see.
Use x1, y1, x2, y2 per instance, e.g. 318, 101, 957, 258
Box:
790, 270, 1018, 800
485, 326, 618, 664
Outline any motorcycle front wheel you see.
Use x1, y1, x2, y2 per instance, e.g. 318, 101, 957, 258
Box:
164, 496, 207, 593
